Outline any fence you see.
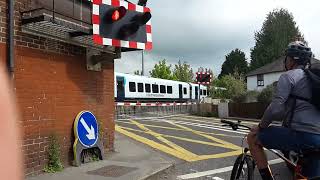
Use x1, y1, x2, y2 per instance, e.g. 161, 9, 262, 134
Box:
115, 102, 198, 119
228, 102, 269, 119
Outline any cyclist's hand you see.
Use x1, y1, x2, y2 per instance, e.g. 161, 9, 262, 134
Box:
250, 125, 260, 135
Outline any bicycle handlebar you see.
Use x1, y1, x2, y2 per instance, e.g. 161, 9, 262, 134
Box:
220, 119, 251, 130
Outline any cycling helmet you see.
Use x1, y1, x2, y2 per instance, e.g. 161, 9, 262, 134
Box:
285, 41, 313, 66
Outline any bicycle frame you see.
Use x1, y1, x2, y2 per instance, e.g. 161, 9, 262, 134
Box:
221, 119, 308, 180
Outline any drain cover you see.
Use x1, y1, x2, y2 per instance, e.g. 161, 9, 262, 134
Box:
87, 165, 138, 177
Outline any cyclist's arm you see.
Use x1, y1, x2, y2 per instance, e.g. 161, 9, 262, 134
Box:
260, 73, 294, 128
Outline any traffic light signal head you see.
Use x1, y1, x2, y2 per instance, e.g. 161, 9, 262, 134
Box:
119, 11, 151, 38
105, 6, 127, 23
196, 72, 212, 85
92, 0, 152, 50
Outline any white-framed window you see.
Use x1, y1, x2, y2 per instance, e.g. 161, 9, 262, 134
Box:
137, 83, 144, 92
160, 85, 166, 94
257, 74, 264, 87
167, 86, 173, 94
152, 84, 159, 93
145, 84, 151, 93
129, 82, 136, 92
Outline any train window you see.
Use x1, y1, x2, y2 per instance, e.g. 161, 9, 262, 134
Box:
183, 87, 187, 94
203, 90, 207, 96
145, 84, 151, 93
160, 85, 166, 94
129, 82, 136, 92
167, 86, 173, 94
200, 89, 203, 95
152, 84, 159, 93
138, 83, 144, 92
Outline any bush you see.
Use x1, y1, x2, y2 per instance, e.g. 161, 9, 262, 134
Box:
232, 93, 246, 103
257, 84, 275, 103
211, 74, 246, 101
44, 135, 63, 173
244, 91, 260, 103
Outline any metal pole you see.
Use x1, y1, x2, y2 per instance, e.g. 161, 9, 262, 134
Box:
7, 0, 14, 77
52, 0, 55, 21
198, 84, 201, 103
141, 50, 145, 76
198, 84, 201, 114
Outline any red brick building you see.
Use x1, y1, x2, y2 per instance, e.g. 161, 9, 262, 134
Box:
0, 0, 116, 176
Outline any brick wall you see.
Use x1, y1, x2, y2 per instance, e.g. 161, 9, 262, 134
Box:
0, 0, 115, 176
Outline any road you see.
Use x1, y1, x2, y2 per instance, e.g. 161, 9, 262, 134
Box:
116, 115, 292, 180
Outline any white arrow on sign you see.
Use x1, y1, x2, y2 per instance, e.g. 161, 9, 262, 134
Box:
80, 118, 96, 140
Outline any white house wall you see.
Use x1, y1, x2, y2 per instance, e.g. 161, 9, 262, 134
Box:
247, 76, 257, 91
247, 72, 283, 91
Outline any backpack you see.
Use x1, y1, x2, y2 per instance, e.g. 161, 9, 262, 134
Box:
291, 68, 320, 111
305, 68, 320, 111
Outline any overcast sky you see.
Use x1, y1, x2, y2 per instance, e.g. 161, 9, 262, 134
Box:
115, 0, 320, 76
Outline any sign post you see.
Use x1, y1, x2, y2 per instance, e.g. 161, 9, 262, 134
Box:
196, 69, 213, 113
73, 111, 104, 166
196, 69, 213, 102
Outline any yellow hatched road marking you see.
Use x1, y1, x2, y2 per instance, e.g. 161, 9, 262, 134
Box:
117, 121, 242, 138
130, 120, 198, 159
191, 149, 243, 161
166, 121, 241, 150
118, 126, 236, 148
115, 119, 244, 161
116, 125, 195, 161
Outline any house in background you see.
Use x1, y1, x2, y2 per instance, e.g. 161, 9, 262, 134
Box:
246, 57, 320, 91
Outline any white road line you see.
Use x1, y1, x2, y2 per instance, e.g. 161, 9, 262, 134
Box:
212, 177, 224, 180
177, 158, 284, 179
116, 114, 184, 121
169, 120, 250, 135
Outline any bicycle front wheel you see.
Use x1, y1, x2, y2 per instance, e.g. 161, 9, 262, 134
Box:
230, 154, 254, 180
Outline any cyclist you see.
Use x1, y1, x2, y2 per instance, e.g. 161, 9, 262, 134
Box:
247, 41, 320, 180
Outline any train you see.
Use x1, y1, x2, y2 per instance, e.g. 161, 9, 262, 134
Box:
114, 72, 209, 102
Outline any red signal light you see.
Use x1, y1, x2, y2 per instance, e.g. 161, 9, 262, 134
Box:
112, 10, 120, 21
106, 6, 127, 23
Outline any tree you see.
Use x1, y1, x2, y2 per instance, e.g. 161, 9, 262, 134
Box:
134, 70, 142, 75
250, 8, 304, 71
149, 59, 174, 80
219, 49, 248, 78
210, 72, 246, 102
172, 60, 194, 82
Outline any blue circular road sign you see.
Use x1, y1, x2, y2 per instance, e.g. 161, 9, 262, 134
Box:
74, 111, 99, 148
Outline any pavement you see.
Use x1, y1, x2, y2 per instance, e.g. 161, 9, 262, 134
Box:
27, 133, 174, 180
116, 115, 292, 180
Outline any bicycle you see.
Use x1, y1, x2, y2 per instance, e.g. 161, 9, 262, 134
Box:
220, 119, 320, 180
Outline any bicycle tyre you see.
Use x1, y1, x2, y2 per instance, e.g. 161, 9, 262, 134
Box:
230, 154, 254, 180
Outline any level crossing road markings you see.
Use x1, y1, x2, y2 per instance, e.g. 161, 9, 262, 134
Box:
177, 158, 284, 179
116, 118, 243, 162
119, 117, 250, 135
117, 120, 243, 138
180, 115, 259, 125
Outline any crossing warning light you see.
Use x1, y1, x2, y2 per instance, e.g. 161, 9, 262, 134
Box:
92, 0, 153, 50
108, 6, 127, 22
196, 72, 212, 85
